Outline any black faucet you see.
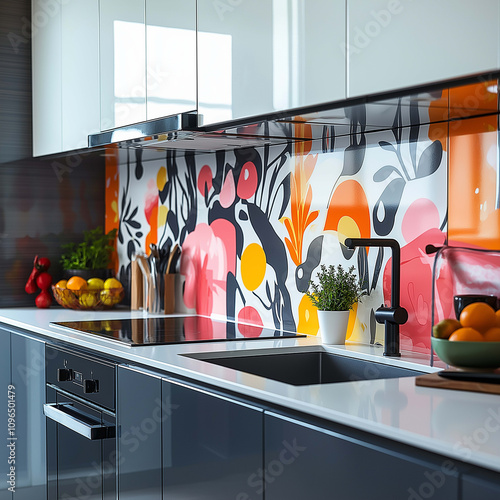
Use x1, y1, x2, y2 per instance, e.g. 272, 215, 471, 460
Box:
344, 238, 408, 357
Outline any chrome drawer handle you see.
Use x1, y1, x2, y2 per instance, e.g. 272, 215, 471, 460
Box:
43, 403, 115, 441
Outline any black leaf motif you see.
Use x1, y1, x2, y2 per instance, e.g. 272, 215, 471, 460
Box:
371, 247, 384, 291
370, 309, 377, 344
278, 172, 291, 220
135, 149, 143, 179
416, 141, 443, 179
357, 246, 370, 293
341, 140, 366, 177
373, 178, 406, 236
373, 165, 401, 182
378, 140, 396, 152
295, 235, 323, 292
126, 220, 141, 229
127, 240, 135, 260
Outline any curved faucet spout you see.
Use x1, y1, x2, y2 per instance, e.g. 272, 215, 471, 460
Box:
344, 237, 407, 357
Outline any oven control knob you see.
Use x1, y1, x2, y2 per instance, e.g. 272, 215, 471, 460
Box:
83, 379, 99, 394
57, 368, 73, 382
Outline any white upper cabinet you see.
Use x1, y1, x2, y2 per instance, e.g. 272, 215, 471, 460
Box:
197, 0, 346, 126
32, 0, 62, 156
100, 0, 146, 130
61, 0, 100, 151
146, 0, 197, 120
32, 0, 99, 156
347, 0, 500, 98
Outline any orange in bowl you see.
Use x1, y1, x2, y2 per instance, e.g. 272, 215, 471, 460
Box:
67, 276, 88, 291
448, 327, 483, 342
484, 327, 500, 342
459, 302, 497, 334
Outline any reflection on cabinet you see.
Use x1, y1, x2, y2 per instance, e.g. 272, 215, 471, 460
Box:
100, 0, 146, 130
462, 470, 500, 500
117, 365, 162, 500
162, 378, 263, 499
32, 0, 99, 156
146, 0, 196, 120
32, 0, 62, 156
264, 412, 459, 500
0, 330, 11, 500
347, 0, 500, 97
2, 330, 46, 500
61, 0, 100, 151
197, 0, 345, 126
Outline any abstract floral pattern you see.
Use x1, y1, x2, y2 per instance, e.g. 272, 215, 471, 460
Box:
108, 96, 467, 354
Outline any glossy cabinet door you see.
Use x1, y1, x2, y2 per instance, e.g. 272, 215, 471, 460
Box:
117, 366, 162, 500
31, 0, 62, 156
462, 470, 500, 500
146, 0, 197, 120
61, 0, 100, 151
197, 0, 345, 126
0, 329, 11, 500
264, 412, 459, 500
100, 0, 146, 130
162, 378, 263, 499
347, 0, 500, 97
10, 332, 46, 500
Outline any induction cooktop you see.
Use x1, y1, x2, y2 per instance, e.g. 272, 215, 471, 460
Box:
50, 315, 305, 347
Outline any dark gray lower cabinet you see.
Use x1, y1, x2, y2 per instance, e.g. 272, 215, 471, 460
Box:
162, 378, 263, 500
117, 366, 162, 500
264, 412, 459, 500
0, 329, 11, 500
9, 331, 46, 500
462, 470, 500, 499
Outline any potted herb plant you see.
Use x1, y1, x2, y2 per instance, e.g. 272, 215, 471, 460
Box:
60, 227, 117, 281
306, 264, 366, 344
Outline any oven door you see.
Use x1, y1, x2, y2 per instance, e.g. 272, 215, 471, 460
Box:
45, 387, 116, 500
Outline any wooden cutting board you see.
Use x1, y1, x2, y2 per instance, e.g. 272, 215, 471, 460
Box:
415, 372, 500, 395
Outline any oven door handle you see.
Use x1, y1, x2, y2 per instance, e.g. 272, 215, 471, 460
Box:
43, 403, 115, 441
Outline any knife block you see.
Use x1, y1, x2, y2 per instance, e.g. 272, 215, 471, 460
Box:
164, 274, 176, 314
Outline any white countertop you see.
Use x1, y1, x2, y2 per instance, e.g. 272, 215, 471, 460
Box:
1, 307, 499, 474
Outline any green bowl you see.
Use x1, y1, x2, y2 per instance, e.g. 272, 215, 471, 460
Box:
432, 337, 500, 370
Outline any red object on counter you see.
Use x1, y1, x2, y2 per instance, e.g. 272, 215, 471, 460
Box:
25, 255, 53, 307
36, 272, 52, 290
35, 289, 52, 308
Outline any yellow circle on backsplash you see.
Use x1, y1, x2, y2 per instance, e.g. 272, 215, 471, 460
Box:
241, 243, 266, 291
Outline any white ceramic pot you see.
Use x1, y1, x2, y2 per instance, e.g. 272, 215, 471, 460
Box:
317, 310, 350, 344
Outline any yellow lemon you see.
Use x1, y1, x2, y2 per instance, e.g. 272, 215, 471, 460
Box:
104, 277, 122, 290
79, 292, 98, 308
87, 278, 104, 290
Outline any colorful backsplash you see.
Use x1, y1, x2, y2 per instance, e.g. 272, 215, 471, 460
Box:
106, 81, 500, 355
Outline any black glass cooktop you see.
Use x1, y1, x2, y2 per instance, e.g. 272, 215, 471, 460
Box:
51, 315, 305, 347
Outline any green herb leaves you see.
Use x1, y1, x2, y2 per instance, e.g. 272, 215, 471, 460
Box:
306, 264, 366, 312
60, 227, 117, 271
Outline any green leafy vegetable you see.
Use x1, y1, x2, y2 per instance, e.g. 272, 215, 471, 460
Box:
60, 227, 117, 271
306, 264, 366, 311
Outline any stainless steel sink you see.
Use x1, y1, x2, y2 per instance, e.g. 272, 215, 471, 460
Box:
186, 347, 423, 386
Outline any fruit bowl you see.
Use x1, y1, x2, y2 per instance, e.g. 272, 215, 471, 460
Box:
432, 337, 500, 370
52, 285, 124, 310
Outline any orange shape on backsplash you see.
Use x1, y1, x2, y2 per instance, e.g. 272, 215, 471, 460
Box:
448, 114, 500, 250
282, 126, 319, 266
144, 179, 159, 251
324, 180, 370, 242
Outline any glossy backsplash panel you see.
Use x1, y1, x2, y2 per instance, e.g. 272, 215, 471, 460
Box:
0, 156, 105, 307
106, 81, 500, 355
